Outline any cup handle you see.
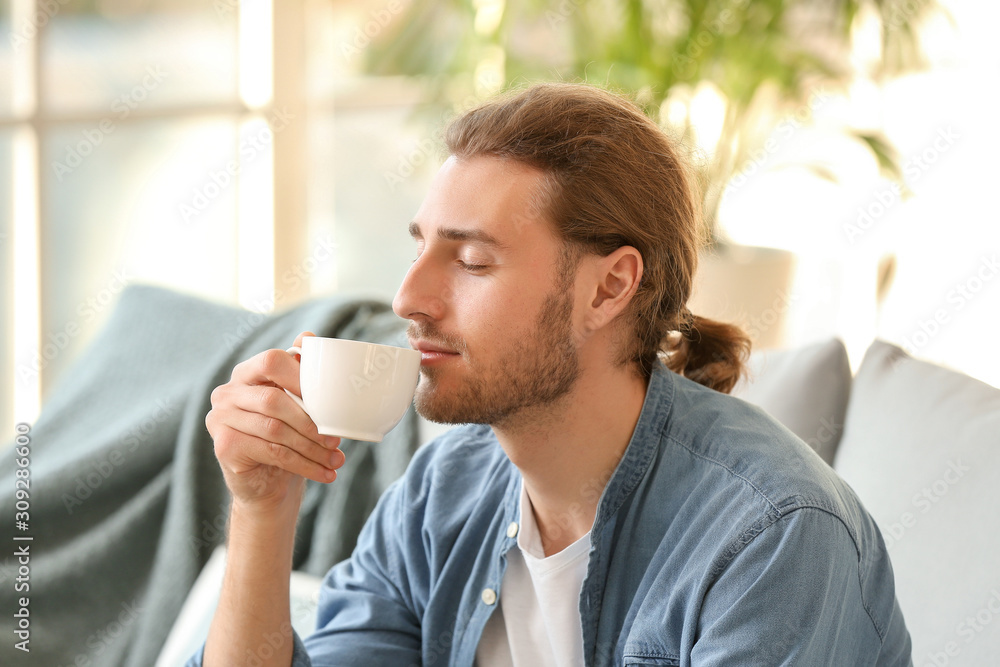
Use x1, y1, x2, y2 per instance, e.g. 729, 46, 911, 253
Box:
283, 346, 306, 411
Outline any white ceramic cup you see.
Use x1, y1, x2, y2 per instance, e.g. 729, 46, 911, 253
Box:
283, 336, 420, 442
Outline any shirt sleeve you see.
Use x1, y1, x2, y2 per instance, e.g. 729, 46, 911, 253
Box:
185, 631, 313, 667
297, 475, 426, 667
690, 506, 912, 666
184, 478, 424, 667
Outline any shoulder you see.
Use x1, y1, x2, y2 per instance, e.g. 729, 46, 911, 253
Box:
653, 372, 898, 623
643, 370, 889, 594
620, 370, 904, 648
662, 371, 861, 525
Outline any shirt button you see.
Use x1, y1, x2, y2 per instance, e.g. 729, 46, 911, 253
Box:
481, 588, 498, 605
506, 522, 519, 538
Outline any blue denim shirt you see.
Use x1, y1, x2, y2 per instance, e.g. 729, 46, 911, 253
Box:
190, 362, 911, 666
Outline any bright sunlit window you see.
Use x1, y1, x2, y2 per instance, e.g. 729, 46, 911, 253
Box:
1, 0, 283, 431
714, 0, 1000, 387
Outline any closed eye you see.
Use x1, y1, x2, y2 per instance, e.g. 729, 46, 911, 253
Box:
457, 260, 489, 272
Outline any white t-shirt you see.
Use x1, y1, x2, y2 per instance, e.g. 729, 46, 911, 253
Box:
475, 481, 591, 667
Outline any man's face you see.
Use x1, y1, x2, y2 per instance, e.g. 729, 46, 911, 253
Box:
392, 155, 582, 426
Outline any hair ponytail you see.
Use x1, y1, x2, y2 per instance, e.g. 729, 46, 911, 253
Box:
663, 312, 751, 394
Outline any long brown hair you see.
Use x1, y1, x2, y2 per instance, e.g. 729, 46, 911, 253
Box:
446, 83, 750, 393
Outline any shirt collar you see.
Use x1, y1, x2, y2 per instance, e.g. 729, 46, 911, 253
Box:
493, 361, 676, 559
591, 360, 675, 533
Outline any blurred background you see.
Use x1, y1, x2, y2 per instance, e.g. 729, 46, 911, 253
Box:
1, 0, 997, 437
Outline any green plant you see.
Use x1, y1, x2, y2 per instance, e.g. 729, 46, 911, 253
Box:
363, 0, 938, 241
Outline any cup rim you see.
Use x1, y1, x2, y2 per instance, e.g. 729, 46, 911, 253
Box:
302, 336, 419, 356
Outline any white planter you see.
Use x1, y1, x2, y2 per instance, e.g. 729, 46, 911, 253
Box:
687, 244, 797, 350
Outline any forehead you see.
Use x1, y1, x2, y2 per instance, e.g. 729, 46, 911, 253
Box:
412, 155, 558, 244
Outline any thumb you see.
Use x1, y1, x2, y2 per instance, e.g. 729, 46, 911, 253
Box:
292, 331, 317, 349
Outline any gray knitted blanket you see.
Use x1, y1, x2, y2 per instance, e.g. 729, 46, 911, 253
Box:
0, 285, 418, 666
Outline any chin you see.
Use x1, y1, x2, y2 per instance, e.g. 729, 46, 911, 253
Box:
413, 383, 462, 424
413, 381, 493, 425
414, 398, 471, 425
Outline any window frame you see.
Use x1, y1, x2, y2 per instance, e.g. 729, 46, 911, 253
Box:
1, 0, 309, 430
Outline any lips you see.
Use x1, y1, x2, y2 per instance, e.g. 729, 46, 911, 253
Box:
413, 341, 457, 354
409, 339, 461, 364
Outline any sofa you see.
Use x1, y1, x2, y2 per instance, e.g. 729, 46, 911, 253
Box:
163, 336, 1000, 666
732, 338, 1000, 666
3, 286, 997, 665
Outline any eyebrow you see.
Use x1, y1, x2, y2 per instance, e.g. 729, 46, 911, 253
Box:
408, 221, 508, 250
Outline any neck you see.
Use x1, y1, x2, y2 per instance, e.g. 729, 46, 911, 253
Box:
492, 357, 649, 556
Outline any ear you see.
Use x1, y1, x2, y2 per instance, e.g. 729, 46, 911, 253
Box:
583, 246, 643, 331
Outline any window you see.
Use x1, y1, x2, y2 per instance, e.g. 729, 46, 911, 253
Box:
2, 0, 443, 437
2, 0, 297, 434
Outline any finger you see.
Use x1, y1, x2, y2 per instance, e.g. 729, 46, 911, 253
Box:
292, 330, 317, 349
231, 348, 302, 398
215, 405, 346, 474
234, 382, 320, 441
221, 383, 339, 460
218, 426, 341, 484
250, 385, 342, 451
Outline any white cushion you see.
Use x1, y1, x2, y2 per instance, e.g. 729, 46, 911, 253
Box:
732, 338, 852, 465
834, 341, 1000, 665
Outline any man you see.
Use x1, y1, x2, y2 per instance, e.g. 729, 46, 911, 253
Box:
194, 83, 911, 666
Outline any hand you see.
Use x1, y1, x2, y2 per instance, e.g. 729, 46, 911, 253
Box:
206, 331, 345, 513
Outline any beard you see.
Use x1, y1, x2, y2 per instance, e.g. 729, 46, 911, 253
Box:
408, 286, 581, 427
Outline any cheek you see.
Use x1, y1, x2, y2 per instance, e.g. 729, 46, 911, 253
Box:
451, 279, 530, 339
451, 289, 499, 337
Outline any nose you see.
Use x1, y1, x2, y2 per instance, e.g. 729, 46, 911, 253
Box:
393, 253, 447, 322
